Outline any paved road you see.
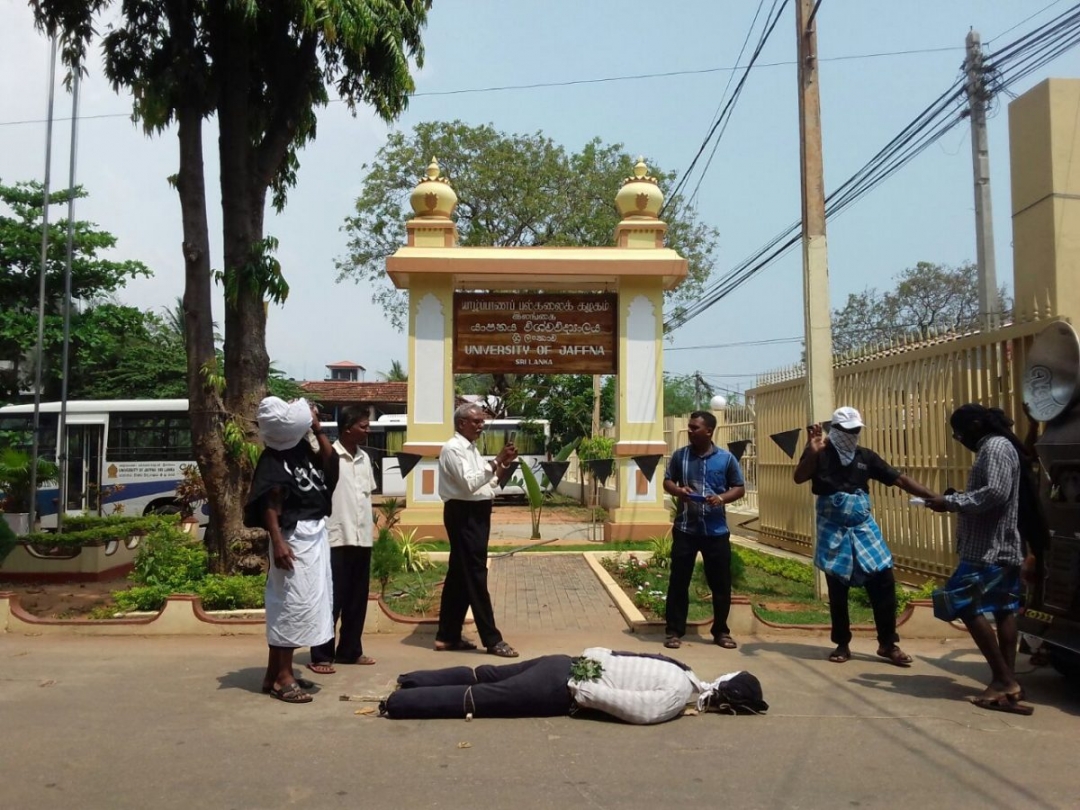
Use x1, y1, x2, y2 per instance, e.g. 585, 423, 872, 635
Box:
2, 629, 1078, 810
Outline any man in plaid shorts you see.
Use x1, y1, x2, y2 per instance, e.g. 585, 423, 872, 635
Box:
927, 403, 1034, 715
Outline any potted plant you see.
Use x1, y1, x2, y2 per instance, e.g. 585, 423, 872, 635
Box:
0, 448, 59, 536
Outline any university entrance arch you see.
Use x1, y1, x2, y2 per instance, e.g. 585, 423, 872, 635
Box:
386, 158, 687, 541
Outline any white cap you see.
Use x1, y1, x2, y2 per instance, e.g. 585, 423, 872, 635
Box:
831, 406, 864, 430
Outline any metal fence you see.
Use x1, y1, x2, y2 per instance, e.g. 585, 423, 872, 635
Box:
748, 314, 1059, 581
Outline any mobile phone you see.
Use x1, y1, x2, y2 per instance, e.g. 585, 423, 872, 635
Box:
507, 431, 517, 446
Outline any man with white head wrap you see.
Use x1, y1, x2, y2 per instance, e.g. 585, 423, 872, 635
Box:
244, 397, 339, 703
793, 407, 937, 667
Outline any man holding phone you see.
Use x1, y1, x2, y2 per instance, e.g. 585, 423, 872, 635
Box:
435, 403, 520, 658
662, 410, 746, 650
793, 406, 937, 666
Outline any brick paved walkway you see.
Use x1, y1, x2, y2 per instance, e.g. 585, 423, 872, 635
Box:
488, 554, 625, 633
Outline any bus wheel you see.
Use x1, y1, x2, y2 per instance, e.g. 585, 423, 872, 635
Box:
146, 502, 182, 517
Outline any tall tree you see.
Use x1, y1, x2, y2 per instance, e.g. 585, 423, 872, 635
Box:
831, 261, 1011, 355
33, 1, 430, 571
503, 374, 615, 452
337, 121, 720, 330
0, 181, 151, 402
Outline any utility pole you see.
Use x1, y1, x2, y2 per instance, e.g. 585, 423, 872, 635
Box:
796, 0, 833, 598
966, 29, 1000, 330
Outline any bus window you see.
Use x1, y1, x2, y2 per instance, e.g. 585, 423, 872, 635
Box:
108, 412, 193, 461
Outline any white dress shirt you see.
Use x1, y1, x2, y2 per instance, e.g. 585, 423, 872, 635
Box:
438, 432, 498, 502
327, 440, 375, 548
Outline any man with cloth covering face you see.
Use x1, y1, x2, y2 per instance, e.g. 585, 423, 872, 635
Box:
793, 406, 937, 666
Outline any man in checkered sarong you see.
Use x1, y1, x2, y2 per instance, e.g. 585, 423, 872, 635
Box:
926, 404, 1037, 715
794, 407, 937, 667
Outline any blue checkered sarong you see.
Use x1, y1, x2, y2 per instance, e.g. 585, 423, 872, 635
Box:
814, 491, 892, 584
932, 560, 1021, 622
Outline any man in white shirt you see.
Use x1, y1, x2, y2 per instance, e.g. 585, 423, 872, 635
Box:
309, 406, 376, 672
435, 403, 519, 658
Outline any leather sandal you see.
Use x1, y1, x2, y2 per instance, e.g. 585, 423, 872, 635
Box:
487, 641, 520, 658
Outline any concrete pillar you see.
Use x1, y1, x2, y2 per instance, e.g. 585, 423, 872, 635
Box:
1009, 78, 1080, 322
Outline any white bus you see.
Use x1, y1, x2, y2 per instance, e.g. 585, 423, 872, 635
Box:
0, 399, 196, 526
0, 401, 552, 521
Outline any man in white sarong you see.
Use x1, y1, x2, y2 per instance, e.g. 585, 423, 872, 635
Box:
245, 397, 339, 704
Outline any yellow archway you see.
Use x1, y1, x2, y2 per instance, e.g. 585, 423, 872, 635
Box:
386, 158, 687, 541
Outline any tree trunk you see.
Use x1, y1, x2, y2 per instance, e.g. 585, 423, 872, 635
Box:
210, 1, 270, 573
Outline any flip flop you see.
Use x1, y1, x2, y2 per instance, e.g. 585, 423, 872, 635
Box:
268, 682, 312, 704
664, 636, 682, 650
969, 695, 1034, 716
828, 646, 851, 663
338, 656, 377, 666
715, 635, 738, 649
261, 676, 315, 694
306, 662, 336, 675
877, 646, 913, 667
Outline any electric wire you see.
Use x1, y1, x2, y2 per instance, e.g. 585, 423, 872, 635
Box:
686, 0, 771, 210
0, 46, 966, 129
663, 0, 791, 218
664, 3, 1080, 332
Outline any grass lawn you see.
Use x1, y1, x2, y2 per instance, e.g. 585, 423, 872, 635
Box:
374, 563, 448, 617
602, 552, 877, 625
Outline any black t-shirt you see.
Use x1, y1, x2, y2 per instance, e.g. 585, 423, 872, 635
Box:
806, 445, 901, 496
244, 441, 340, 532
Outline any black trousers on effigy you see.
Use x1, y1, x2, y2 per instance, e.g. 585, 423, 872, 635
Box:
384, 655, 574, 719
437, 499, 503, 649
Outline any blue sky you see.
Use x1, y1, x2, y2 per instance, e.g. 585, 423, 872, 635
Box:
1, 1, 1078, 398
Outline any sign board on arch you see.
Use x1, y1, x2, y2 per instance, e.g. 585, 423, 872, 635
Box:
453, 292, 617, 375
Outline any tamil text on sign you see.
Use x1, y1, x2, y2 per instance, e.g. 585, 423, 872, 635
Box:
454, 293, 617, 375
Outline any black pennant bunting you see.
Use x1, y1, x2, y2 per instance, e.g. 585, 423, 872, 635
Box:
394, 452, 423, 478
498, 460, 520, 489
631, 454, 663, 483
585, 458, 615, 486
769, 429, 802, 460
726, 440, 751, 462
539, 460, 571, 490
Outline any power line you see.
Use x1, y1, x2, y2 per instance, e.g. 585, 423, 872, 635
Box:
665, 336, 803, 351
664, 3, 1080, 332
664, 0, 791, 215
0, 46, 964, 129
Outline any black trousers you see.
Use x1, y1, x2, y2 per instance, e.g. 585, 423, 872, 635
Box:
826, 567, 899, 648
437, 499, 502, 649
665, 529, 732, 640
311, 546, 372, 664
385, 655, 573, 719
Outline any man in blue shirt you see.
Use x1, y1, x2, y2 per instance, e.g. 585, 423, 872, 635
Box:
663, 411, 746, 650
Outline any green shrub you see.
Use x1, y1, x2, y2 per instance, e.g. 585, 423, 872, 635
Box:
648, 534, 673, 568
732, 547, 811, 585
197, 575, 266, 610
131, 523, 208, 590
371, 527, 405, 594
21, 514, 180, 548
577, 436, 615, 461
113, 584, 173, 612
